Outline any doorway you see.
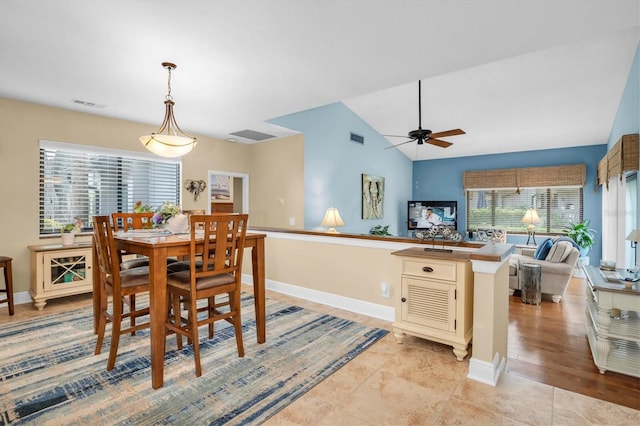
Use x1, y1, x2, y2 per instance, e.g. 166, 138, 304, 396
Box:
207, 170, 249, 214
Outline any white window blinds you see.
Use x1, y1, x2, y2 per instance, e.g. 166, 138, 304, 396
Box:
466, 187, 583, 234
39, 140, 181, 235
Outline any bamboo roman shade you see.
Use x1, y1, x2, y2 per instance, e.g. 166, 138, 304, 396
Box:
597, 134, 639, 187
463, 164, 586, 192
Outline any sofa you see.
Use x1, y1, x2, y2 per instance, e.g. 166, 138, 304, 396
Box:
509, 237, 581, 303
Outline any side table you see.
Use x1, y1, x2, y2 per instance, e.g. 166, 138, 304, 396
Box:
521, 263, 541, 305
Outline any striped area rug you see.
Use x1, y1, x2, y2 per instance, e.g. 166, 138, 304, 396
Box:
0, 294, 388, 425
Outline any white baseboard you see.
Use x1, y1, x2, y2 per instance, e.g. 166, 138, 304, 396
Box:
467, 352, 506, 386
243, 274, 395, 322
1, 290, 32, 307
6, 280, 395, 324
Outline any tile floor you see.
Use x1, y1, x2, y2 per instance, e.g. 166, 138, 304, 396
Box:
2, 287, 639, 425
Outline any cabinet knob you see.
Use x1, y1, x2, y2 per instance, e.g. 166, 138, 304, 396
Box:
401, 297, 406, 303
422, 266, 434, 273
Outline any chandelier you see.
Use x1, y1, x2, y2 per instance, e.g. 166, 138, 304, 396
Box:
139, 62, 197, 157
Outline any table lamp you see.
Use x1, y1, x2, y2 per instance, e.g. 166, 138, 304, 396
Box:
521, 208, 541, 245
321, 207, 345, 233
626, 229, 640, 271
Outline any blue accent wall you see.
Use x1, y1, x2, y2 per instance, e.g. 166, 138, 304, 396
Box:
412, 145, 607, 262
269, 102, 413, 235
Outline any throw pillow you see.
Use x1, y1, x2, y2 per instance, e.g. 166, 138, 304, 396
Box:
534, 238, 553, 260
546, 241, 574, 263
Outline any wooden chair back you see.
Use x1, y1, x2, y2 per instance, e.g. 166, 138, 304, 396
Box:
188, 213, 248, 280
111, 212, 155, 232
93, 215, 122, 278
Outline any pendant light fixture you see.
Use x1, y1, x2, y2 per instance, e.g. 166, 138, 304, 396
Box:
140, 62, 197, 157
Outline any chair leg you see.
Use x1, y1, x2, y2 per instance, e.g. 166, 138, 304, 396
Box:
3, 260, 14, 316
189, 295, 202, 377
173, 292, 183, 350
208, 296, 215, 339
107, 296, 124, 371
129, 294, 136, 336
230, 290, 244, 358
94, 290, 108, 355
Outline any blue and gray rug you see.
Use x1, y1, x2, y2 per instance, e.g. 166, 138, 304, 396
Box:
0, 294, 388, 425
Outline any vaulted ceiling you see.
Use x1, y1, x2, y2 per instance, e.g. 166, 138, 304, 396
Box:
1, 1, 638, 160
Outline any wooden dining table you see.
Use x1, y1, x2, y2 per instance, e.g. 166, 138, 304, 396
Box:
91, 231, 267, 389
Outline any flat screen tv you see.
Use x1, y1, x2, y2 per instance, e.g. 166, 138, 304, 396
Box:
408, 200, 457, 231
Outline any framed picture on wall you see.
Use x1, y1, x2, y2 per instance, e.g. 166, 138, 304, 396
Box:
362, 174, 384, 219
210, 174, 232, 201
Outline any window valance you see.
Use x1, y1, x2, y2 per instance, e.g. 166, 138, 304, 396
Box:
463, 164, 586, 192
597, 133, 638, 189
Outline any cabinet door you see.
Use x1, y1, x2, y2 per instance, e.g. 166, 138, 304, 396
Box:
401, 277, 456, 332
42, 249, 92, 291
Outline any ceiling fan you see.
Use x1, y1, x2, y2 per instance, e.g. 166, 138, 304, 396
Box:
384, 80, 465, 150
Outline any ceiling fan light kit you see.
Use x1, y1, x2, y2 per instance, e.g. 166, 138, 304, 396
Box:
385, 80, 465, 151
140, 62, 197, 158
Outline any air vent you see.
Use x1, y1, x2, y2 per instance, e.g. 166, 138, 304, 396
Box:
229, 129, 276, 141
71, 99, 106, 109
350, 132, 364, 144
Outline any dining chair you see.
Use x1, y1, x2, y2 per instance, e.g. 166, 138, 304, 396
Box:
111, 212, 155, 270
165, 213, 249, 377
93, 215, 151, 371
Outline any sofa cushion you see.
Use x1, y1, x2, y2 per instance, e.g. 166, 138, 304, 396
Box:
534, 238, 553, 260
546, 241, 574, 263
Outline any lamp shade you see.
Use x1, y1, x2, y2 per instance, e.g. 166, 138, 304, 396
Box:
139, 133, 197, 158
321, 207, 345, 233
521, 209, 541, 225
626, 229, 640, 242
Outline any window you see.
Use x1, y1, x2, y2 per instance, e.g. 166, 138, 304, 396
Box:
39, 140, 181, 235
466, 187, 583, 234
463, 164, 586, 235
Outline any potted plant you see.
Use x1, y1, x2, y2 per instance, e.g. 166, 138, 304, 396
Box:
563, 219, 596, 256
370, 225, 392, 236
60, 218, 83, 246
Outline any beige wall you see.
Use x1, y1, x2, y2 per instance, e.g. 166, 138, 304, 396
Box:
247, 136, 304, 229
0, 98, 304, 295
256, 234, 410, 309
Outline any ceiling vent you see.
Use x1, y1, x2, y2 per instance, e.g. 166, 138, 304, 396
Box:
350, 132, 364, 144
72, 99, 106, 109
229, 129, 276, 141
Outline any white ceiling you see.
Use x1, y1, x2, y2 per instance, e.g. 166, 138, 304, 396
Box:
1, 1, 638, 161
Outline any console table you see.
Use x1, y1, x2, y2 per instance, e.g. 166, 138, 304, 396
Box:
583, 265, 640, 378
28, 242, 94, 309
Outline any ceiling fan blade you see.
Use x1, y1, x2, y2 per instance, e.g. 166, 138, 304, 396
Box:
427, 138, 453, 148
384, 138, 417, 149
382, 134, 412, 138
429, 129, 465, 139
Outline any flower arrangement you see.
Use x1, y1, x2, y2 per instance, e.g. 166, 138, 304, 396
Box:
61, 217, 83, 233
133, 201, 152, 213
153, 201, 180, 227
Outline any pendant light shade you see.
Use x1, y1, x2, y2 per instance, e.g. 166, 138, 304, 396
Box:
140, 62, 196, 158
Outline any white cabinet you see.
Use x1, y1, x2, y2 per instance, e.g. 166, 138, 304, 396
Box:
28, 243, 93, 310
583, 265, 640, 378
391, 248, 474, 361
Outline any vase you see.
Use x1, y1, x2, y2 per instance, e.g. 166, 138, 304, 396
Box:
61, 233, 75, 246
166, 214, 189, 234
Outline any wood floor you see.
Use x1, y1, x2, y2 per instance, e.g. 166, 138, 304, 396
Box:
507, 275, 640, 410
